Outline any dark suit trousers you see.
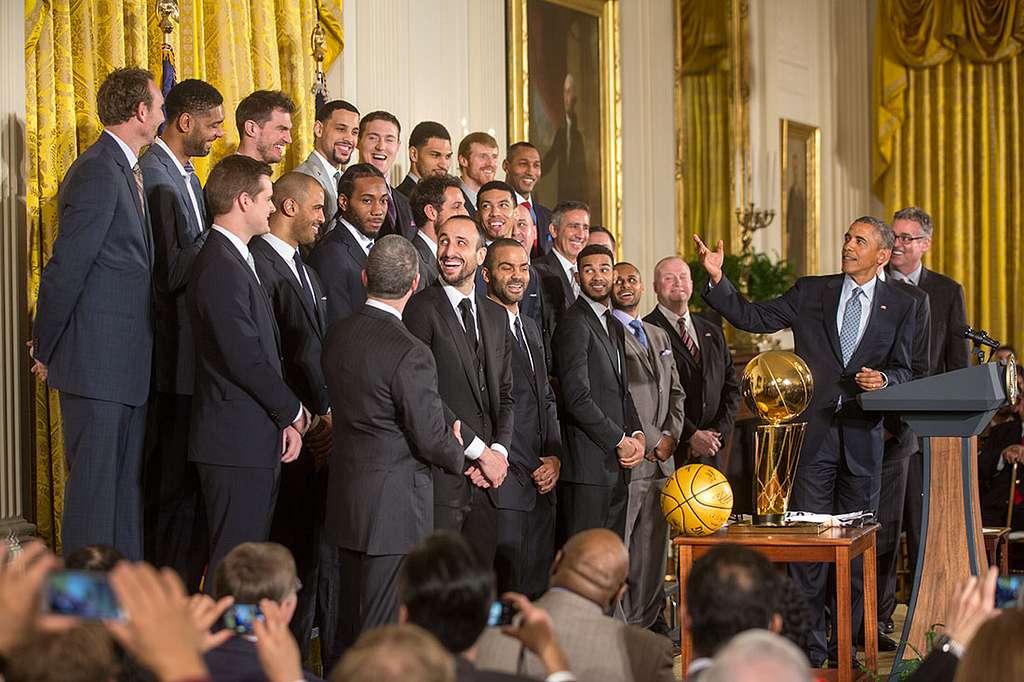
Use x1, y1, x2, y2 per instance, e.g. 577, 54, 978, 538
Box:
60, 392, 146, 560
495, 498, 556, 600
787, 420, 875, 665
903, 450, 925, 583
557, 471, 630, 543
197, 463, 279, 583
331, 550, 404, 670
876, 455, 910, 622
435, 486, 499, 566
143, 392, 207, 590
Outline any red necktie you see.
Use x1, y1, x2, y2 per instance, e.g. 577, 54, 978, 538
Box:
679, 317, 700, 363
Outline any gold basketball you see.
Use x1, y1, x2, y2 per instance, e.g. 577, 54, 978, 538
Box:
742, 350, 814, 424
661, 464, 733, 536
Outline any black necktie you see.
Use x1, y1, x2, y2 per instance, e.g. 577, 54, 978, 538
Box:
386, 185, 398, 228
604, 310, 621, 374
514, 315, 534, 371
459, 298, 479, 355
293, 250, 317, 312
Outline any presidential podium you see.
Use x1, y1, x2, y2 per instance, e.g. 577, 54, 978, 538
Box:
859, 361, 1016, 676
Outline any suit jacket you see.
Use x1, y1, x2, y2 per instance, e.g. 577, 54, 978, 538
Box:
494, 314, 561, 512
533, 249, 575, 336
396, 172, 417, 198
978, 416, 1023, 527
460, 184, 477, 218
293, 151, 340, 226
643, 308, 740, 455
413, 232, 440, 290
250, 237, 330, 415
915, 267, 970, 373
322, 305, 465, 555
33, 132, 154, 406
704, 274, 916, 477
619, 318, 685, 478
882, 280, 932, 461
552, 298, 642, 486
379, 184, 416, 240
308, 219, 368, 326
404, 283, 516, 508
475, 589, 675, 682
140, 141, 207, 396
456, 657, 533, 682
906, 649, 958, 682
204, 635, 322, 682
188, 230, 301, 469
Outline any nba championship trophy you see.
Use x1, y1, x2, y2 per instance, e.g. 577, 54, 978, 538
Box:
742, 351, 813, 526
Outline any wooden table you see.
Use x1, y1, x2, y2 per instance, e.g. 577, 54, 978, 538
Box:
673, 524, 879, 682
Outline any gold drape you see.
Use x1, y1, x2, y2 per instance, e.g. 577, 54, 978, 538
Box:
678, 0, 735, 256
874, 0, 1023, 352
25, 0, 343, 550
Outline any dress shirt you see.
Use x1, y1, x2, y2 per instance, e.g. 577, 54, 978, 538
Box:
836, 274, 877, 353
340, 217, 375, 256
416, 230, 438, 257
552, 248, 578, 295
517, 191, 538, 226
407, 171, 421, 184
889, 263, 923, 286
152, 137, 205, 228
313, 149, 342, 182
365, 298, 402, 320
104, 129, 138, 167
462, 180, 479, 207
506, 308, 534, 370
657, 303, 699, 345
583, 295, 613, 335
260, 233, 303, 283
440, 284, 508, 462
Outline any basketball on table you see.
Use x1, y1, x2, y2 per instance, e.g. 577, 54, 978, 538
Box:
661, 464, 733, 536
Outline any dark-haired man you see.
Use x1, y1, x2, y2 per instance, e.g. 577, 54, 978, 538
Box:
397, 121, 453, 197
409, 175, 469, 290
32, 67, 164, 559
140, 77, 224, 586
294, 99, 360, 226
322, 235, 467, 661
235, 90, 294, 164
551, 244, 644, 539
189, 155, 308, 579
457, 132, 500, 217
309, 163, 387, 325
504, 142, 551, 255
357, 110, 415, 239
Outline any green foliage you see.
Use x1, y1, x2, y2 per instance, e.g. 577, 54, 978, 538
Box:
687, 251, 796, 313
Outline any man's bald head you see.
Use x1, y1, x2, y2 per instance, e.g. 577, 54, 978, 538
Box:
550, 529, 629, 609
271, 171, 322, 210
269, 171, 326, 246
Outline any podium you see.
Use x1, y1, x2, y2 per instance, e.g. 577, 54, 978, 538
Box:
859, 361, 1015, 676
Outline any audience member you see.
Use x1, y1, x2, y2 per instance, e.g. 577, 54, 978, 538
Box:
294, 99, 360, 227
978, 373, 1024, 528
235, 90, 294, 164
409, 174, 470, 289
63, 544, 125, 571
476, 529, 674, 682
330, 625, 455, 682
356, 110, 415, 238
951, 605, 1023, 682
457, 132, 500, 217
4, 623, 118, 682
702, 630, 812, 682
397, 121, 453, 197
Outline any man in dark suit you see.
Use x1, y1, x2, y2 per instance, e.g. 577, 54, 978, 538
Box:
504, 142, 552, 256
457, 132, 500, 217
483, 239, 562, 598
308, 163, 386, 326
542, 74, 587, 207
235, 90, 294, 165
644, 257, 740, 466
695, 217, 918, 665
321, 236, 467, 662
250, 171, 333, 658
408, 174, 469, 290
293, 99, 360, 228
189, 155, 309, 579
356, 110, 415, 239
404, 215, 513, 566
31, 68, 163, 560
139, 78, 224, 586
396, 121, 452, 198
551, 244, 645, 540
533, 201, 590, 335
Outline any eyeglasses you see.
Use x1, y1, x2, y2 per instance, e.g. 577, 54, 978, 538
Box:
894, 234, 928, 244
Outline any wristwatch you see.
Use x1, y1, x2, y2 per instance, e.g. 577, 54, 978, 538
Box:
933, 634, 965, 659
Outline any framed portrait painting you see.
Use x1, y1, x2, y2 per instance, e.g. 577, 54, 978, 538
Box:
780, 119, 820, 276
507, 0, 621, 245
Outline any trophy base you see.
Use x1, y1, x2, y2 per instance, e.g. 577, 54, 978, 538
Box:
729, 517, 829, 534
753, 513, 785, 526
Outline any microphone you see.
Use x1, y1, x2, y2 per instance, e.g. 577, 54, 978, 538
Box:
963, 326, 1000, 349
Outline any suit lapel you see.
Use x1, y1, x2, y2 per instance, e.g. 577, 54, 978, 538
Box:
824, 277, 844, 365
434, 285, 486, 411
212, 231, 281, 355
267, 245, 322, 337
847, 278, 894, 369
107, 137, 153, 264
623, 321, 656, 380
154, 144, 203, 238
581, 301, 623, 384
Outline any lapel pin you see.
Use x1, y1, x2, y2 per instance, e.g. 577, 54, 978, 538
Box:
880, 305, 887, 310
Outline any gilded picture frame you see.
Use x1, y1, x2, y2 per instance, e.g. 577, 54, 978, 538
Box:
507, 0, 621, 249
779, 119, 820, 276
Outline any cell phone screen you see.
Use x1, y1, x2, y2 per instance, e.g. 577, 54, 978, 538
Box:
486, 600, 517, 627
995, 576, 1024, 608
43, 570, 122, 620
223, 604, 264, 635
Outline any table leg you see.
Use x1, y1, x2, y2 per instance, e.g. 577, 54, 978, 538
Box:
678, 544, 694, 673
863, 538, 878, 675
835, 547, 852, 682
1000, 536, 1009, 576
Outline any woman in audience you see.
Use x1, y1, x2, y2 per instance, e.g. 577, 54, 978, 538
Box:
952, 608, 1024, 681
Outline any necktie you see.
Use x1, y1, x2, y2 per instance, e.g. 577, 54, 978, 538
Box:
678, 316, 701, 363
292, 250, 317, 310
365, 239, 374, 256
514, 315, 534, 371
245, 251, 261, 285
459, 298, 480, 357
839, 287, 863, 365
184, 161, 206, 229
131, 162, 146, 215
386, 185, 398, 228
628, 319, 649, 351
604, 310, 621, 373
569, 265, 580, 298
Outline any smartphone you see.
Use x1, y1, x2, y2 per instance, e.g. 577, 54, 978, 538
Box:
486, 600, 518, 627
223, 603, 264, 635
995, 576, 1024, 608
42, 570, 122, 620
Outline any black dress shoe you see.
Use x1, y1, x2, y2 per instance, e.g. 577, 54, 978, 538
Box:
881, 618, 895, 634
877, 633, 898, 651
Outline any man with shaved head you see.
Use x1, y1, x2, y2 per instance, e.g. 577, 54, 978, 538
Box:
476, 529, 675, 681
250, 171, 332, 657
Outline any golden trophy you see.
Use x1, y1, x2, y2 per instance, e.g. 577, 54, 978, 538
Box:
742, 350, 813, 526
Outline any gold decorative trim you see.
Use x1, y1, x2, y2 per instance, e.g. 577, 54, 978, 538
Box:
780, 119, 821, 276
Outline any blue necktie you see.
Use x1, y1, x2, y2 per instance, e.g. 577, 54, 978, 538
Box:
628, 319, 649, 351
839, 287, 863, 365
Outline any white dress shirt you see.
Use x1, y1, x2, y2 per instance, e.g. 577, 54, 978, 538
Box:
657, 303, 699, 345
261, 233, 303, 282
553, 248, 579, 296
340, 217, 375, 255
889, 263, 923, 286
104, 129, 138, 167
836, 274, 877, 353
152, 137, 204, 227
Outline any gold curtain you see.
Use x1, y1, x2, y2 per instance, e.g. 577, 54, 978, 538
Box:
25, 0, 343, 550
874, 0, 1023, 353
677, 0, 735, 257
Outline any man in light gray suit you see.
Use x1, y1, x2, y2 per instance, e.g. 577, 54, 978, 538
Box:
611, 261, 685, 632
475, 529, 675, 682
294, 99, 360, 230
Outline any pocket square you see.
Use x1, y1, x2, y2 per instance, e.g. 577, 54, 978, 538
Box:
880, 304, 887, 310
704, 332, 712, 337
660, 349, 673, 357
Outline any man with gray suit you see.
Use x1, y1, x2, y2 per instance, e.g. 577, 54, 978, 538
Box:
293, 99, 360, 230
611, 262, 685, 632
139, 78, 224, 588
31, 68, 164, 559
